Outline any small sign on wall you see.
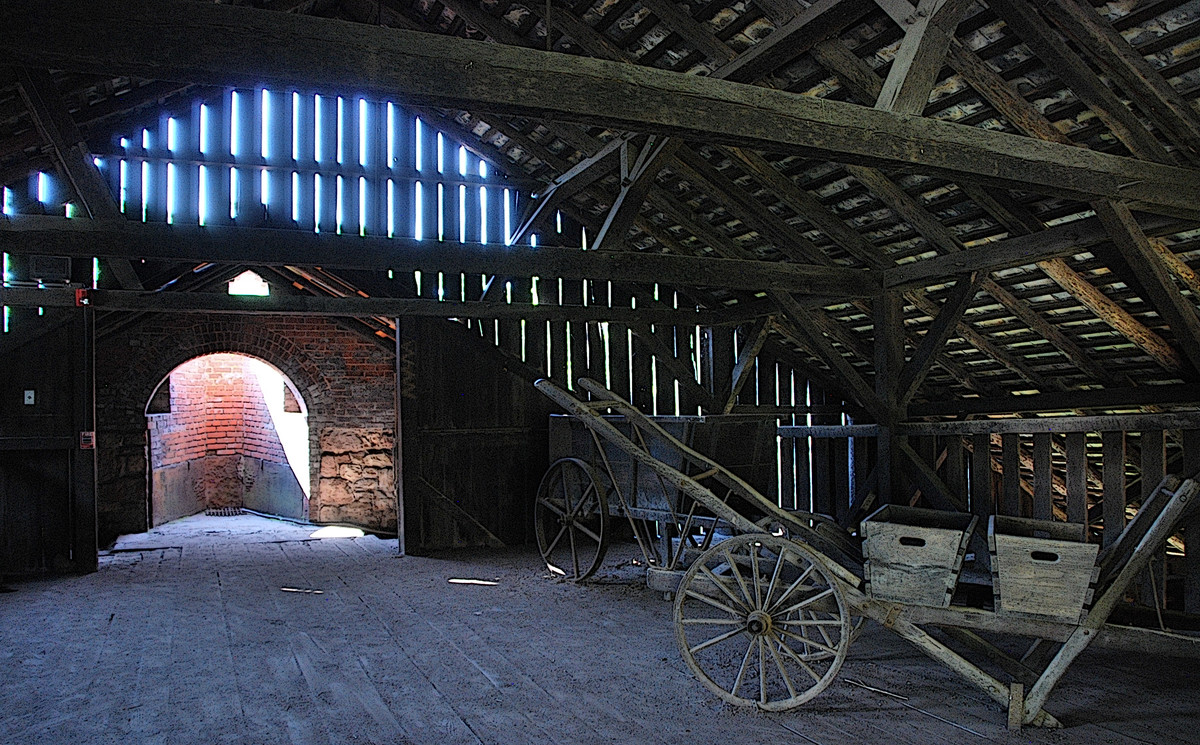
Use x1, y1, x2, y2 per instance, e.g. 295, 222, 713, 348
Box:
79, 431, 95, 450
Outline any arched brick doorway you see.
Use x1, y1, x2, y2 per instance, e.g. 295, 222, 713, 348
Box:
95, 315, 397, 547
145, 353, 310, 526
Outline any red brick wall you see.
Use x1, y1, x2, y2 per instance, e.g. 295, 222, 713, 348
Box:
148, 354, 289, 470
147, 352, 290, 467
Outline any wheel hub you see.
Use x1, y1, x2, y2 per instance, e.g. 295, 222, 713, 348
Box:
745, 610, 773, 636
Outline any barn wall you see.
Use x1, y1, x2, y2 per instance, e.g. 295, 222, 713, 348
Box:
0, 307, 96, 577
400, 316, 556, 551
95, 314, 394, 546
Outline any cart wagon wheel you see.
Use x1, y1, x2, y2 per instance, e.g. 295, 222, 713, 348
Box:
673, 534, 851, 711
535, 457, 609, 581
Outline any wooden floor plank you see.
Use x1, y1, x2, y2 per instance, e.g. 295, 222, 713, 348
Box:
2, 514, 1197, 745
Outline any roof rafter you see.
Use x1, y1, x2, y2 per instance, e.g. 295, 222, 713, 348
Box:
4, 0, 1198, 216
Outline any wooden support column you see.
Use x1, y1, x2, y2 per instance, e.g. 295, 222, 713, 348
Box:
394, 317, 406, 556
1101, 431, 1126, 548
1184, 429, 1200, 614
1065, 432, 1088, 526
1032, 433, 1052, 520
874, 292, 904, 503
71, 306, 98, 572
971, 432, 993, 520
1141, 429, 1166, 608
1001, 434, 1022, 516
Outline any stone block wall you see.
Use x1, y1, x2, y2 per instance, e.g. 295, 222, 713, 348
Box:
316, 427, 396, 527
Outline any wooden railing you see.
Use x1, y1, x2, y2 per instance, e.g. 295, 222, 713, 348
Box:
780, 413, 1200, 615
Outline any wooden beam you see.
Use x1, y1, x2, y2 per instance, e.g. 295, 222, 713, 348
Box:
670, 148, 829, 265
6, 1, 1199, 215
882, 214, 1186, 291
14, 66, 142, 290
938, 42, 1189, 373
1096, 200, 1200, 375
771, 292, 891, 422
629, 323, 718, 413
0, 286, 757, 324
509, 134, 628, 246
592, 137, 679, 251
638, 0, 735, 65
909, 383, 1200, 417
874, 0, 967, 115
1147, 237, 1200, 299
986, 0, 1172, 164
897, 413, 1200, 437
0, 217, 878, 296
1040, 0, 1200, 166
896, 438, 967, 511
896, 272, 981, 409
716, 0, 871, 83
723, 317, 772, 413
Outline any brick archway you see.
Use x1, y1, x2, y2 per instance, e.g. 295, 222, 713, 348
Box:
145, 352, 312, 526
96, 315, 396, 545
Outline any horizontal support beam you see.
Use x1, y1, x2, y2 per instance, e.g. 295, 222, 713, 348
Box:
883, 213, 1186, 291
896, 412, 1200, 436
5, 1, 1200, 215
778, 424, 880, 438
0, 217, 876, 296
909, 383, 1200, 417
0, 287, 757, 324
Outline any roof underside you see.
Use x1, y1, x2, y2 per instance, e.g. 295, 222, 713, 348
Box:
2, 0, 1200, 419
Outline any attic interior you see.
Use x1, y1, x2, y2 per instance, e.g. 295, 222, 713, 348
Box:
2, 0, 1200, 740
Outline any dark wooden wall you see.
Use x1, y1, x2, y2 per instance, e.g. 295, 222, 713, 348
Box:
0, 305, 95, 577
400, 316, 556, 552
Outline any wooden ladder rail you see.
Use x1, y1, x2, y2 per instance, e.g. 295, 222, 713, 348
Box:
1020, 476, 1199, 724
573, 377, 863, 567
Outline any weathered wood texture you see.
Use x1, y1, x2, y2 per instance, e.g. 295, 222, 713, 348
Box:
989, 515, 1099, 623
5, 1, 1200, 214
862, 505, 976, 607
400, 316, 556, 550
0, 307, 96, 577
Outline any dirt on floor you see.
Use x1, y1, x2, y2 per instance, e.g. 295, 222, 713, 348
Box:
0, 514, 1197, 745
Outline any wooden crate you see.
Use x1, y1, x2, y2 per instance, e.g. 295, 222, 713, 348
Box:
989, 515, 1099, 623
862, 505, 978, 608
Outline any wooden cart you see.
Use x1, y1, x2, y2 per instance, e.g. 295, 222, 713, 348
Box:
535, 377, 859, 581
537, 377, 1200, 728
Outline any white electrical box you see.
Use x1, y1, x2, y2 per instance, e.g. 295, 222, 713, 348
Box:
23, 390, 35, 405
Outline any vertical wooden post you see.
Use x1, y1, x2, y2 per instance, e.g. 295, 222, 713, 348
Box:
1065, 432, 1088, 525
1101, 430, 1125, 548
71, 306, 98, 572
944, 435, 965, 500
971, 432, 993, 520
1001, 433, 1021, 516
1182, 429, 1200, 614
832, 435, 851, 523
1141, 429, 1166, 607
874, 292, 904, 504
394, 317, 406, 556
1032, 432, 1052, 520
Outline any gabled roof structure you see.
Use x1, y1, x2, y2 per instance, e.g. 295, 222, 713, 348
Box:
3, 0, 1200, 419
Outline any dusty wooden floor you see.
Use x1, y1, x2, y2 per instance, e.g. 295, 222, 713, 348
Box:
1, 514, 1197, 745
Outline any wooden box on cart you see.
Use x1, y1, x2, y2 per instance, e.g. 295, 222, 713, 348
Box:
988, 515, 1099, 623
862, 505, 977, 608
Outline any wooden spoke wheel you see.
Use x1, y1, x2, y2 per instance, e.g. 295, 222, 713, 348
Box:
673, 534, 851, 711
535, 458, 609, 581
